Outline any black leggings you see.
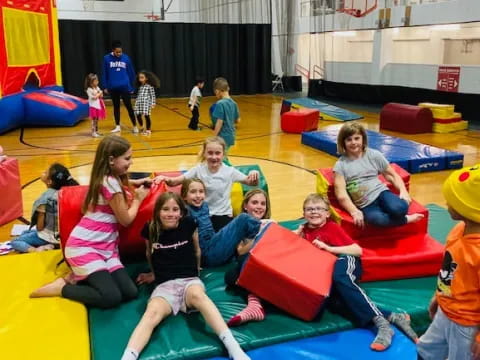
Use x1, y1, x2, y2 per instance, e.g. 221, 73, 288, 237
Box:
62, 269, 138, 309
188, 106, 199, 130
210, 215, 233, 232
110, 90, 136, 126
136, 114, 151, 130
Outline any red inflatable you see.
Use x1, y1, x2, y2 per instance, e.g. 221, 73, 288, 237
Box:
0, 158, 22, 225
380, 103, 433, 134
317, 165, 444, 282
281, 108, 319, 134
58, 182, 167, 258
153, 171, 183, 194
238, 223, 337, 321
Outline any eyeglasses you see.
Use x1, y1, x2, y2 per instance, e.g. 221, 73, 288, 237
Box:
304, 206, 329, 213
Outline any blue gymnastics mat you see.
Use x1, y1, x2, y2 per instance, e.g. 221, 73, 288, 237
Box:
282, 98, 363, 122
301, 126, 464, 173
209, 328, 416, 360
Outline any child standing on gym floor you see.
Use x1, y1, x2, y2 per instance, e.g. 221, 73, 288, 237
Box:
417, 165, 480, 360
188, 77, 205, 130
134, 70, 159, 136
211, 77, 240, 163
85, 73, 106, 137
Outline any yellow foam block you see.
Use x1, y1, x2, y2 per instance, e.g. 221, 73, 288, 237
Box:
433, 112, 462, 120
315, 171, 341, 223
231, 182, 244, 216
0, 250, 89, 360
433, 120, 469, 133
418, 103, 455, 118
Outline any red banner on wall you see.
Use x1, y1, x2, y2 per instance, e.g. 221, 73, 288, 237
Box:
437, 66, 460, 93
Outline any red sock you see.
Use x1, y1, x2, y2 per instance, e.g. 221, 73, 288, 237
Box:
228, 294, 265, 326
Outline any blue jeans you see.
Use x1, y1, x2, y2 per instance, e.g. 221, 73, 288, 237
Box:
417, 307, 477, 360
10, 229, 50, 253
202, 213, 260, 267
362, 190, 409, 227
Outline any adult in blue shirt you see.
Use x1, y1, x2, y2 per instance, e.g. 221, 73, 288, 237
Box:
101, 41, 138, 133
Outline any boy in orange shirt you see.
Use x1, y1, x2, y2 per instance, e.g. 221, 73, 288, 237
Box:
417, 164, 480, 360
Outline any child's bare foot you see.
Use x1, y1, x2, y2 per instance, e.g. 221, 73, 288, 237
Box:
406, 213, 424, 224
30, 277, 66, 298
35, 244, 55, 252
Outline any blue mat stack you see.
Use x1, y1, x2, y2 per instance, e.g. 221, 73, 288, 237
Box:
282, 98, 363, 122
301, 127, 464, 173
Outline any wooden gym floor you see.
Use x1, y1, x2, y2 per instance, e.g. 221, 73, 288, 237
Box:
1, 94, 480, 240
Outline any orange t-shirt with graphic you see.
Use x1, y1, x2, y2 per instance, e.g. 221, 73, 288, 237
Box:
436, 221, 480, 326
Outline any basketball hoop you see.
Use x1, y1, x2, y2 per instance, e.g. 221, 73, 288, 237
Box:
82, 0, 95, 11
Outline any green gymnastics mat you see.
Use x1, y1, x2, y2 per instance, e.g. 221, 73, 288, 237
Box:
89, 204, 455, 360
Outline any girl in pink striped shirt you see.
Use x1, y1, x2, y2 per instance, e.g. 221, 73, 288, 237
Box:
31, 136, 150, 308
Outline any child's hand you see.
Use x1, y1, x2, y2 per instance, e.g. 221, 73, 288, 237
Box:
190, 105, 194, 111
399, 190, 412, 204
153, 175, 167, 184
134, 185, 149, 202
237, 239, 254, 256
472, 330, 480, 360
351, 210, 365, 228
428, 296, 438, 320
292, 224, 304, 236
247, 170, 259, 185
136, 272, 155, 285
312, 239, 331, 252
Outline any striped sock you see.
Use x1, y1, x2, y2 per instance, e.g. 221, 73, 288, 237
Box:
228, 294, 265, 326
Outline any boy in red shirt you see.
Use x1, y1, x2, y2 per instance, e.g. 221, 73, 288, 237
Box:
417, 165, 480, 360
295, 194, 418, 351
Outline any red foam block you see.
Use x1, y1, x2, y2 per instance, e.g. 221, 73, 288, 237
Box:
281, 108, 319, 134
361, 233, 444, 282
0, 158, 23, 225
58, 182, 166, 257
238, 223, 337, 321
380, 103, 433, 134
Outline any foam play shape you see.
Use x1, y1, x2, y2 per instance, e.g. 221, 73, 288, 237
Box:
0, 1, 88, 134
282, 98, 363, 122
0, 250, 89, 360
418, 103, 455, 118
209, 327, 417, 360
58, 182, 167, 259
0, 157, 22, 225
316, 166, 444, 281
302, 126, 464, 173
380, 103, 433, 134
238, 223, 337, 321
281, 108, 319, 133
433, 120, 468, 133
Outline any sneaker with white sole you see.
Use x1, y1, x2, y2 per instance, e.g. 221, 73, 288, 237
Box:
133, 127, 139, 134
110, 125, 121, 133
92, 132, 102, 138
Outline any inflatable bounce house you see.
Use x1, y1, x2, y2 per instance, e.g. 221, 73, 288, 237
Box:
0, 0, 87, 134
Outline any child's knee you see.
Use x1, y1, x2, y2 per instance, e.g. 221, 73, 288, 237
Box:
98, 289, 122, 309
186, 286, 207, 307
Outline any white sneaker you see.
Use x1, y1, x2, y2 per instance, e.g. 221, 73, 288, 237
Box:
132, 127, 139, 134
92, 132, 102, 138
111, 125, 121, 133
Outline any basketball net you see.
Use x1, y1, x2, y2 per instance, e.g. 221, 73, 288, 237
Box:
338, 11, 352, 31
82, 0, 95, 11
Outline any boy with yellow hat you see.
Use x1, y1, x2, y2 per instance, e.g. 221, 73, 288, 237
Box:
417, 165, 480, 360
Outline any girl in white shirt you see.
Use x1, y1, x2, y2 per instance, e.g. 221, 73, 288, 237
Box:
85, 73, 106, 138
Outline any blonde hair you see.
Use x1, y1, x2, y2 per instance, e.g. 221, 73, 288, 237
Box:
303, 193, 330, 211
82, 136, 131, 213
336, 122, 368, 155
242, 189, 271, 219
147, 192, 187, 250
213, 77, 230, 92
181, 178, 206, 200
198, 136, 226, 162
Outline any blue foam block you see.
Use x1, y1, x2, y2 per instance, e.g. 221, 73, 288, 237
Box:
301, 128, 464, 173
209, 328, 416, 360
283, 98, 363, 122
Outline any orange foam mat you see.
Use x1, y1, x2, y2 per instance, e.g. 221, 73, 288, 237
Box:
0, 250, 89, 360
